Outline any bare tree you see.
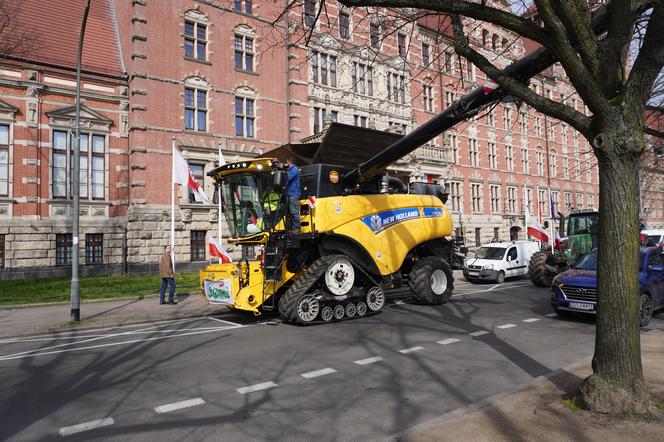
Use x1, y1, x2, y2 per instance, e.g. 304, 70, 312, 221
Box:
328, 0, 664, 414
0, 0, 40, 60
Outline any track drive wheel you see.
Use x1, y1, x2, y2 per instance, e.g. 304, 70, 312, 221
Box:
356, 301, 368, 316
333, 304, 345, 320
409, 257, 453, 305
366, 286, 385, 312
320, 305, 334, 322
528, 251, 555, 287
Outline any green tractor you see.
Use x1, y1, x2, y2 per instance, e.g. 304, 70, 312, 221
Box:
529, 209, 599, 287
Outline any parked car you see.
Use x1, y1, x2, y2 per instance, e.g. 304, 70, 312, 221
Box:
641, 229, 664, 247
550, 247, 664, 326
463, 240, 540, 284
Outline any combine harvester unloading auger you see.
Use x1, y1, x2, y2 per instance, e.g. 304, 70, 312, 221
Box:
200, 6, 610, 325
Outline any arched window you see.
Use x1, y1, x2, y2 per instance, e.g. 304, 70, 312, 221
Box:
184, 10, 209, 61
184, 77, 210, 132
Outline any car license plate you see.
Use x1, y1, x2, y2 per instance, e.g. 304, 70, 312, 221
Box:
569, 301, 594, 311
467, 272, 478, 277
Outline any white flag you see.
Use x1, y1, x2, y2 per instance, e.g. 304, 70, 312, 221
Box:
172, 146, 211, 204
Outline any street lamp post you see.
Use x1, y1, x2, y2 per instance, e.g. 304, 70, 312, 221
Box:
71, 0, 92, 322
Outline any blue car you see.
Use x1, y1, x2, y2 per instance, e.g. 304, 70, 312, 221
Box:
551, 247, 664, 326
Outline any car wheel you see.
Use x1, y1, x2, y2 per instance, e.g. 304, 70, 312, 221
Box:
639, 293, 654, 327
496, 271, 505, 284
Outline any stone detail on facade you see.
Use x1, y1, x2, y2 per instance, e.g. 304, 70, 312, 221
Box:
22, 177, 39, 184
22, 159, 39, 166
182, 208, 192, 223
209, 208, 218, 222
130, 163, 146, 170
130, 104, 147, 111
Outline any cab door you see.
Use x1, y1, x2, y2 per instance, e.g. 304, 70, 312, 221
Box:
506, 246, 520, 277
646, 251, 664, 304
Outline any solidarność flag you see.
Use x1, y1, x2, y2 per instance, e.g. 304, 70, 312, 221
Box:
208, 235, 232, 263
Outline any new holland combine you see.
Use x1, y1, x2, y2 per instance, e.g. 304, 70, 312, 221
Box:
200, 6, 610, 324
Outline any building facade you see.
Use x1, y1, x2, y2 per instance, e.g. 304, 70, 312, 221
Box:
5, 0, 649, 278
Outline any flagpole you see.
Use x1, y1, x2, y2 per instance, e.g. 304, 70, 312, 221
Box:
523, 183, 529, 240
218, 140, 225, 264
171, 137, 176, 272
549, 190, 555, 253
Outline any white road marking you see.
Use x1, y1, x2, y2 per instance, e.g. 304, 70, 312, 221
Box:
354, 356, 384, 365
59, 417, 114, 436
437, 338, 460, 345
393, 300, 407, 305
399, 346, 424, 354
469, 331, 489, 337
497, 324, 517, 329
155, 398, 206, 414
206, 317, 244, 327
237, 381, 278, 394
301, 368, 337, 379
523, 318, 541, 323
0, 317, 209, 344
545, 313, 558, 318
0, 327, 239, 362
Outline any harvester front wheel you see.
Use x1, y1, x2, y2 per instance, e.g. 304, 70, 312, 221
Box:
528, 251, 555, 287
409, 257, 453, 305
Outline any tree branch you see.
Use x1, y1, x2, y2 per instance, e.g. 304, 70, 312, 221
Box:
338, 0, 549, 45
625, 5, 664, 120
531, 0, 609, 115
450, 15, 592, 136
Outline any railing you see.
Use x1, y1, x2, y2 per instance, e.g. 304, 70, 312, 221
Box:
415, 145, 447, 161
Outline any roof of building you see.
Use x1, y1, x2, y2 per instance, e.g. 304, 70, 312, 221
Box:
10, 0, 124, 78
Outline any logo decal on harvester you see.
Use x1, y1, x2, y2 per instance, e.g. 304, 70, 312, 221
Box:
422, 207, 443, 218
362, 208, 421, 234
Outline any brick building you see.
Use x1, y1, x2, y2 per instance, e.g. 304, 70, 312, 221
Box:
8, 0, 657, 278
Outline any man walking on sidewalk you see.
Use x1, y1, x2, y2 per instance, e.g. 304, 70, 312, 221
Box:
159, 245, 177, 305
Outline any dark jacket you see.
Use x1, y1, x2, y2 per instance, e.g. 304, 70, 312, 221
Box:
286, 164, 301, 198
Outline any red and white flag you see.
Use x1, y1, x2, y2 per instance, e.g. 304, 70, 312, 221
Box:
527, 221, 549, 243
208, 235, 232, 263
172, 147, 211, 204
307, 195, 316, 209
482, 80, 499, 94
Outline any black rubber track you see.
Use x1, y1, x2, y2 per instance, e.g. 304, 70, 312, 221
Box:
278, 255, 339, 325
528, 251, 554, 287
408, 256, 453, 305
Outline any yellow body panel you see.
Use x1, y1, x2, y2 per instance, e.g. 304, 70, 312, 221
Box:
307, 194, 452, 275
200, 260, 294, 314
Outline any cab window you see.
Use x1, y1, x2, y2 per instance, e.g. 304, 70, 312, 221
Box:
507, 247, 518, 261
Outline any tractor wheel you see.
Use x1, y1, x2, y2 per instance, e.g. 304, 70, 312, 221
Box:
529, 251, 555, 287
409, 257, 453, 305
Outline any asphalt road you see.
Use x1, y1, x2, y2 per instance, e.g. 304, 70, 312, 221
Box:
1, 277, 662, 441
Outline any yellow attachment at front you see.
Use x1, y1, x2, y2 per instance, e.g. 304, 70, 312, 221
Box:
200, 259, 294, 313
309, 194, 453, 275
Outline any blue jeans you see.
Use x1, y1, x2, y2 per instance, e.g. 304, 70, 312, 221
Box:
289, 196, 301, 229
160, 277, 176, 303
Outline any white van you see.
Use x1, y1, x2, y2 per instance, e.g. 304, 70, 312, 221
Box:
463, 240, 540, 284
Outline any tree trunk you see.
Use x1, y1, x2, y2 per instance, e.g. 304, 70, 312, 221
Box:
579, 121, 651, 414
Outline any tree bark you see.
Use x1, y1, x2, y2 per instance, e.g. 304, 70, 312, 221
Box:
579, 118, 651, 414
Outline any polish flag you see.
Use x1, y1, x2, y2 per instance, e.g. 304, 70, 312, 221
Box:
307, 195, 316, 209
172, 147, 211, 204
482, 80, 499, 94
527, 221, 549, 243
208, 235, 232, 263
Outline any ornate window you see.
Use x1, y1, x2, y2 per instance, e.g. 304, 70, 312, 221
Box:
370, 23, 380, 49
85, 233, 103, 265
0, 124, 8, 197
184, 11, 208, 61
468, 138, 479, 167
235, 96, 255, 138
56, 233, 72, 266
397, 33, 406, 57
423, 84, 434, 112
234, 34, 254, 71
488, 141, 497, 169
471, 183, 483, 213
490, 185, 501, 213
387, 72, 406, 103
49, 121, 107, 201
339, 12, 350, 39
352, 62, 373, 96
185, 87, 207, 131
311, 50, 337, 87
234, 0, 252, 14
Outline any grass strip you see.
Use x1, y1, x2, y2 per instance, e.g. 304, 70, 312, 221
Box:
0, 272, 201, 305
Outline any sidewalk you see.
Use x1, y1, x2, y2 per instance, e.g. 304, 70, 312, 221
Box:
392, 329, 664, 442
0, 293, 232, 338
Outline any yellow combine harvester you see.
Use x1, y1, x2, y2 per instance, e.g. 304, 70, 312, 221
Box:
200, 123, 462, 324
